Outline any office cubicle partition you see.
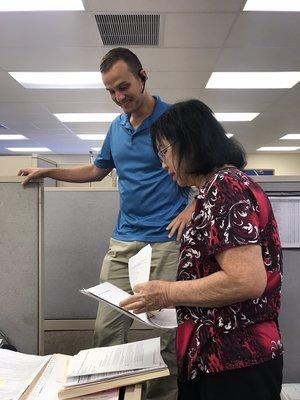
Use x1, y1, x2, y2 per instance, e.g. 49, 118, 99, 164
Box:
0, 177, 43, 354
255, 176, 300, 382
44, 188, 118, 321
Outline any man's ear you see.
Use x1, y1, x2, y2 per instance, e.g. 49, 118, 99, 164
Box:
139, 69, 148, 82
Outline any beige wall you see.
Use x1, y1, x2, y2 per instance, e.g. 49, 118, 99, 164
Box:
0, 156, 35, 175
1, 153, 299, 180
0, 155, 116, 187
246, 153, 300, 175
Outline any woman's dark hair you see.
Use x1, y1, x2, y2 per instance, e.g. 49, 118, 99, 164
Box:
100, 47, 143, 78
151, 99, 246, 177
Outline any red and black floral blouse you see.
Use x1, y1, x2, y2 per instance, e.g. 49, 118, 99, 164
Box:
176, 167, 283, 380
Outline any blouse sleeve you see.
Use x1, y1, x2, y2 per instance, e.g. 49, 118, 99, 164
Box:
200, 174, 262, 255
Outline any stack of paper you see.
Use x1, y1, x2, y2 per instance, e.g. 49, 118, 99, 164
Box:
59, 337, 168, 399
0, 338, 168, 400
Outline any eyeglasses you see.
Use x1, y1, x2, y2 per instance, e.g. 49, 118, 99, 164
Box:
157, 142, 174, 163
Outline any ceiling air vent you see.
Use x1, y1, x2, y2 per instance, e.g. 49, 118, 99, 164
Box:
0, 124, 7, 129
95, 14, 160, 46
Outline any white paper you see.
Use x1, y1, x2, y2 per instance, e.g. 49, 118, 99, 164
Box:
128, 244, 152, 290
66, 337, 161, 378
28, 353, 119, 399
81, 282, 177, 329
24, 354, 68, 400
281, 384, 300, 400
80, 244, 177, 329
0, 349, 51, 400
270, 197, 300, 247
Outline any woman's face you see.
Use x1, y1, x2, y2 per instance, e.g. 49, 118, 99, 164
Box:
157, 139, 191, 187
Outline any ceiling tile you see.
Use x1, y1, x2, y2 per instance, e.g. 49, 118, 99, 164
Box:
164, 13, 236, 47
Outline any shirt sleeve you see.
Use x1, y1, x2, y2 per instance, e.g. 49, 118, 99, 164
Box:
200, 175, 262, 255
94, 127, 115, 169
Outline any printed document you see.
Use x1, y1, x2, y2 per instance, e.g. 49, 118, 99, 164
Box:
80, 245, 177, 329
0, 349, 51, 400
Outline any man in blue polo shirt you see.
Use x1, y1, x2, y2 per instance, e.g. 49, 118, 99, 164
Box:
19, 48, 195, 400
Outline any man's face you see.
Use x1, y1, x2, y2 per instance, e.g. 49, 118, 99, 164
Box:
102, 60, 145, 114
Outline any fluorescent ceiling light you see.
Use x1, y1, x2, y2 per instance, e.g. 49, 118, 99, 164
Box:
215, 113, 259, 121
0, 0, 84, 11
280, 133, 300, 140
6, 147, 51, 152
9, 72, 103, 89
77, 134, 107, 140
206, 72, 300, 89
91, 147, 101, 152
0, 134, 28, 140
55, 113, 120, 122
257, 146, 300, 151
226, 133, 234, 138
244, 0, 300, 12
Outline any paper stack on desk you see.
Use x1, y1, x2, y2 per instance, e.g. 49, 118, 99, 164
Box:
0, 337, 168, 400
80, 244, 177, 329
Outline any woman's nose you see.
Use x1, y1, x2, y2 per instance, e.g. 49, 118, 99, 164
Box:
162, 160, 168, 170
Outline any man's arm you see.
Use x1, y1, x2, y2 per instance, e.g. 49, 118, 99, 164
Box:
18, 164, 112, 186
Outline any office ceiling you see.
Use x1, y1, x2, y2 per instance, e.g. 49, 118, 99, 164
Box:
0, 0, 300, 155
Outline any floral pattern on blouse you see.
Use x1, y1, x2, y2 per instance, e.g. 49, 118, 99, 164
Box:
176, 168, 283, 380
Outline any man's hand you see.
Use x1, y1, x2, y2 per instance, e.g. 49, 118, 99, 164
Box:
120, 280, 172, 314
166, 200, 196, 241
18, 167, 48, 186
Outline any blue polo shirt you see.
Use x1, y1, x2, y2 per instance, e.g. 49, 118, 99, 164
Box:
94, 96, 188, 242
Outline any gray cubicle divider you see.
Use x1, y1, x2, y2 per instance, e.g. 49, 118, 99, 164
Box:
44, 188, 118, 320
0, 177, 43, 354
255, 177, 300, 382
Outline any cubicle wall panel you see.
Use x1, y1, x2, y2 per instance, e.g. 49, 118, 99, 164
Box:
44, 190, 118, 319
279, 249, 300, 382
0, 182, 40, 354
258, 180, 300, 382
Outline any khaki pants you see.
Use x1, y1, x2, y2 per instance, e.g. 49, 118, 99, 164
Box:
94, 238, 179, 400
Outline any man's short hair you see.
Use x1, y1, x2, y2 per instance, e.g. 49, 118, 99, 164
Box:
100, 47, 143, 77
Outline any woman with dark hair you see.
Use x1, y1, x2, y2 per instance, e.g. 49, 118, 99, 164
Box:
121, 99, 283, 400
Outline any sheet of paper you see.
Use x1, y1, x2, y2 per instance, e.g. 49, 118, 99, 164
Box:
128, 244, 152, 291
23, 354, 68, 400
81, 282, 150, 325
281, 384, 300, 400
81, 244, 177, 329
67, 337, 161, 377
0, 349, 51, 400
65, 359, 166, 387
149, 308, 177, 329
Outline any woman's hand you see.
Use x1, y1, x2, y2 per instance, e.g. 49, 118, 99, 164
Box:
120, 280, 172, 314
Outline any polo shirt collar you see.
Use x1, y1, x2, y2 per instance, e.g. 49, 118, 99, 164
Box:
119, 96, 162, 133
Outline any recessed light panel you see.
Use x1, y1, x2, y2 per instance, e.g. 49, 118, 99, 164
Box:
77, 134, 107, 140
244, 0, 300, 12
0, 0, 84, 11
215, 113, 259, 122
280, 134, 300, 140
6, 147, 51, 152
55, 113, 120, 122
206, 72, 300, 89
257, 147, 300, 151
9, 72, 103, 89
0, 135, 28, 140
